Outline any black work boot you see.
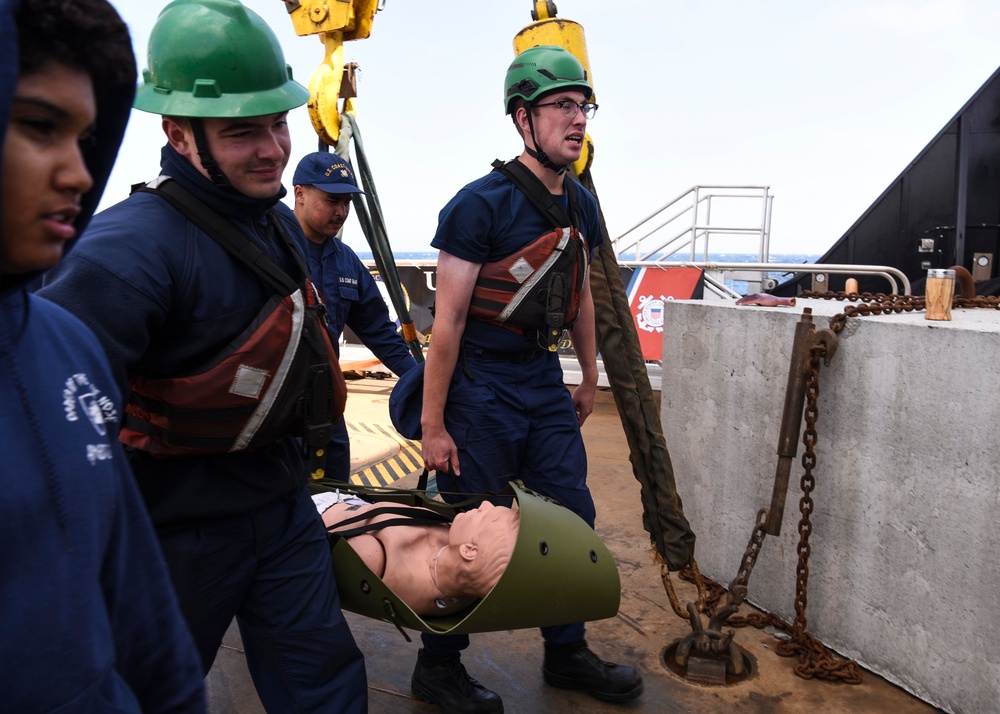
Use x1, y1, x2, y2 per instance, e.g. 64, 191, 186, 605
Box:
411, 649, 504, 714
543, 640, 644, 702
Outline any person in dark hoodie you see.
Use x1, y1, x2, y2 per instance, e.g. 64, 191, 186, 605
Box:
39, 1, 368, 711
0, 0, 206, 711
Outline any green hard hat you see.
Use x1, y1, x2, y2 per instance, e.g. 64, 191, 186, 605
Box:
504, 45, 592, 115
133, 0, 310, 118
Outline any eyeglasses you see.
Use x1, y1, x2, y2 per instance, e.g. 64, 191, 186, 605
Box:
532, 99, 599, 120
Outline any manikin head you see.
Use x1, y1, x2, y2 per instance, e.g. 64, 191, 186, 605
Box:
445, 502, 519, 597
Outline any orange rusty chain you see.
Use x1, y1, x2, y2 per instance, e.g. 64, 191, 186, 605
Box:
662, 290, 1000, 683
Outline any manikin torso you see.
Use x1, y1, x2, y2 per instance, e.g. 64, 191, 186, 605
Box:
322, 501, 517, 616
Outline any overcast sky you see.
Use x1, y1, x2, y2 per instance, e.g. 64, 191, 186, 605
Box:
104, 0, 1000, 257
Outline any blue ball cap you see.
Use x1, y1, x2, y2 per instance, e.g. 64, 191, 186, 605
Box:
292, 151, 366, 194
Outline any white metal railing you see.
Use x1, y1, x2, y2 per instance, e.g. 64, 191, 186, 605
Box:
613, 185, 773, 263
612, 185, 911, 296
620, 260, 912, 297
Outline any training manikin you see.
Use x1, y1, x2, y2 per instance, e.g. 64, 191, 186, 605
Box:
317, 496, 518, 617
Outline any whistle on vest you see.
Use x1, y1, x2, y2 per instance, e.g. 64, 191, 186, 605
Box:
544, 272, 567, 352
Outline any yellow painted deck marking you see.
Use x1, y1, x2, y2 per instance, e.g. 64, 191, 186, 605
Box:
346, 421, 423, 487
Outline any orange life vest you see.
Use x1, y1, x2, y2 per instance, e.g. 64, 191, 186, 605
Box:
468, 159, 589, 348
121, 179, 345, 464
121, 280, 345, 457
469, 225, 588, 340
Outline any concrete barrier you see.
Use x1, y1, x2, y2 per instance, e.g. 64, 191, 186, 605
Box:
660, 298, 1000, 714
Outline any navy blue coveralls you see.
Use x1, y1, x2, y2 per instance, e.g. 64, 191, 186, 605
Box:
305, 237, 416, 479
422, 168, 602, 656
41, 146, 368, 713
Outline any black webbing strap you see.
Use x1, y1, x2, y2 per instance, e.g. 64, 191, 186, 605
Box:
120, 413, 236, 451
311, 477, 518, 514
136, 179, 300, 296
565, 176, 585, 238
270, 216, 315, 292
490, 158, 582, 231
127, 391, 256, 420
327, 505, 454, 539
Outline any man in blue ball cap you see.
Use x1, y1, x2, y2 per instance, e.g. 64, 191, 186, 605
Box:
293, 151, 417, 480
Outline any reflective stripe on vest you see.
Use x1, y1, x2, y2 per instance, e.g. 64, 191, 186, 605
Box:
232, 288, 304, 450
121, 280, 346, 457
469, 226, 588, 333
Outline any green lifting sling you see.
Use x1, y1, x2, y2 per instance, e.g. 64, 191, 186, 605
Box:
323, 482, 621, 636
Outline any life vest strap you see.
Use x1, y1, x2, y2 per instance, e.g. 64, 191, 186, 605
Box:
121, 412, 238, 452
137, 179, 302, 295
128, 391, 257, 421
490, 158, 579, 230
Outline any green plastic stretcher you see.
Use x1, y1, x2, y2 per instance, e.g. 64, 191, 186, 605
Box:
324, 482, 621, 636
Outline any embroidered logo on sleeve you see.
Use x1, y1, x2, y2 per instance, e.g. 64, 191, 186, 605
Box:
63, 372, 119, 465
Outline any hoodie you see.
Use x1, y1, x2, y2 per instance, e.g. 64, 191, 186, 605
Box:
0, 0, 205, 710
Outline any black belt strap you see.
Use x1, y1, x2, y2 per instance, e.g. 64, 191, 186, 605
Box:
461, 346, 543, 363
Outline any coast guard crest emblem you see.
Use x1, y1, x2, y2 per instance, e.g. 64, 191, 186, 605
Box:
636, 294, 668, 333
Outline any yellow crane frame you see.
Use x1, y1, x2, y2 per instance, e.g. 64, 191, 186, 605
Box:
282, 0, 380, 145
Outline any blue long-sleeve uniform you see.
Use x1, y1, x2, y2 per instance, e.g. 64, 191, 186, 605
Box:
39, 143, 367, 711
305, 236, 416, 479
0, 293, 206, 713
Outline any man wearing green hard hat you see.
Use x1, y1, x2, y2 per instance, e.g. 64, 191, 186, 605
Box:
410, 44, 643, 713
40, 1, 367, 711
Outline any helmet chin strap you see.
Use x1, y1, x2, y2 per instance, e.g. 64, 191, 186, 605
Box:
524, 109, 569, 175
190, 118, 233, 189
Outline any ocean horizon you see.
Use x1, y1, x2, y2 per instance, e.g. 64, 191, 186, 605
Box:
361, 251, 821, 264
360, 251, 820, 295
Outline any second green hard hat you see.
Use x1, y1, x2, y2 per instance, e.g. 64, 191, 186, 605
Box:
503, 45, 592, 115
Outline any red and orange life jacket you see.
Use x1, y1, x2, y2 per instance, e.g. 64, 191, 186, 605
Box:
121, 179, 345, 464
121, 280, 345, 457
469, 225, 588, 341
468, 159, 590, 349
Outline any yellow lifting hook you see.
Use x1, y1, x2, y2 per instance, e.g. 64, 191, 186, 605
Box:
281, 0, 381, 145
